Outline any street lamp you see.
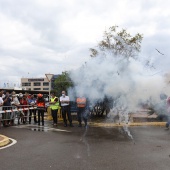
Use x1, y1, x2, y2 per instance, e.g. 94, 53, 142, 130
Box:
45, 73, 54, 101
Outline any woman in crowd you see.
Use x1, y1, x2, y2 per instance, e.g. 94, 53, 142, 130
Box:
19, 94, 28, 124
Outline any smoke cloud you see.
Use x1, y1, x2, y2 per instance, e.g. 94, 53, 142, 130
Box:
69, 54, 170, 115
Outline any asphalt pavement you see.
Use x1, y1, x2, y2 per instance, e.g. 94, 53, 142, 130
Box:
0, 122, 170, 170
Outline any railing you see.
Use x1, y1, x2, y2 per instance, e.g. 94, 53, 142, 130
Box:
0, 105, 42, 121
0, 105, 65, 125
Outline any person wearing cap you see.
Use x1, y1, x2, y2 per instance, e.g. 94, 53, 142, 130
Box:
49, 92, 59, 126
60, 91, 73, 127
36, 94, 45, 126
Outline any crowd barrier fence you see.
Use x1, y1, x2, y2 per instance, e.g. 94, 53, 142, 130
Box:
0, 105, 63, 122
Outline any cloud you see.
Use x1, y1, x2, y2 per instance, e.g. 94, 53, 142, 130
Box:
0, 0, 169, 88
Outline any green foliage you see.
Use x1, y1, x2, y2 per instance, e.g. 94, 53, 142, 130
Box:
90, 25, 143, 59
53, 71, 73, 96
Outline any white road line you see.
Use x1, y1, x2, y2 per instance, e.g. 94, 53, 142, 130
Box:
0, 138, 17, 150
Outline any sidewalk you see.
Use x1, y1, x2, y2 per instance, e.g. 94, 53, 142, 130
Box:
130, 112, 158, 122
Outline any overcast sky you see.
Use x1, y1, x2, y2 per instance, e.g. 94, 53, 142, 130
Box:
0, 0, 170, 87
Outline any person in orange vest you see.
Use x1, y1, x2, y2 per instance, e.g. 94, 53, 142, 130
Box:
76, 96, 88, 127
36, 94, 45, 126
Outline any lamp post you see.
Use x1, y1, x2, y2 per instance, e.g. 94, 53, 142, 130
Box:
45, 73, 54, 101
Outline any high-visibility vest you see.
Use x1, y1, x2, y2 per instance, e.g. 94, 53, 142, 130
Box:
37, 101, 45, 107
76, 97, 86, 108
50, 97, 59, 110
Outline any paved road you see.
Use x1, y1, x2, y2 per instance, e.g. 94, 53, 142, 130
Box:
0, 123, 170, 170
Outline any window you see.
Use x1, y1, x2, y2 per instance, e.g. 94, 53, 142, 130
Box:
28, 79, 44, 82
43, 82, 49, 86
34, 88, 41, 90
43, 88, 49, 90
22, 83, 31, 86
34, 82, 41, 86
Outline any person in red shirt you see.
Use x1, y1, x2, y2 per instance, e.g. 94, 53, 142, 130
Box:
20, 94, 28, 124
36, 94, 45, 126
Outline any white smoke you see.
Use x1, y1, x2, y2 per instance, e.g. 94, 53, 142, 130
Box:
68, 54, 170, 113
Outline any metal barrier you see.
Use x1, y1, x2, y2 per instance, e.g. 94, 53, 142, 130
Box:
0, 105, 38, 122
0, 105, 63, 124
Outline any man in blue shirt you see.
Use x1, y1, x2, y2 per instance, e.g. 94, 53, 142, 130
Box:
28, 94, 37, 124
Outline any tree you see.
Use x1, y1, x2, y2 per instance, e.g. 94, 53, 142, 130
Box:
54, 71, 73, 96
90, 25, 143, 59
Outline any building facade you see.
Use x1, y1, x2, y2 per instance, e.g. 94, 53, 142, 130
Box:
21, 78, 49, 91
21, 74, 60, 92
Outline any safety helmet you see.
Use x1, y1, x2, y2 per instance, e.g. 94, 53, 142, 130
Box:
37, 93, 43, 98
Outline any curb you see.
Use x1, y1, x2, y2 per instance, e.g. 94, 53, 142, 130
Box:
88, 122, 166, 127
0, 135, 10, 147
46, 120, 166, 127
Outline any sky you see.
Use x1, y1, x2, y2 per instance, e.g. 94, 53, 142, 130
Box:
0, 0, 170, 87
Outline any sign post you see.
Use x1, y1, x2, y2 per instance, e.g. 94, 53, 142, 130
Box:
45, 74, 54, 101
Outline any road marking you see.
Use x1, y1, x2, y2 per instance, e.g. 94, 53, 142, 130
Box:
0, 138, 17, 150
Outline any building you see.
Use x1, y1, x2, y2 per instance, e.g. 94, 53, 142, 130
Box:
21, 74, 60, 92
21, 77, 50, 91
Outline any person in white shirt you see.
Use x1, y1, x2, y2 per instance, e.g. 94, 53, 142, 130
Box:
11, 91, 20, 126
60, 91, 73, 127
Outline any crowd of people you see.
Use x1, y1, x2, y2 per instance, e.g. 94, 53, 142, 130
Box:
0, 90, 89, 128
